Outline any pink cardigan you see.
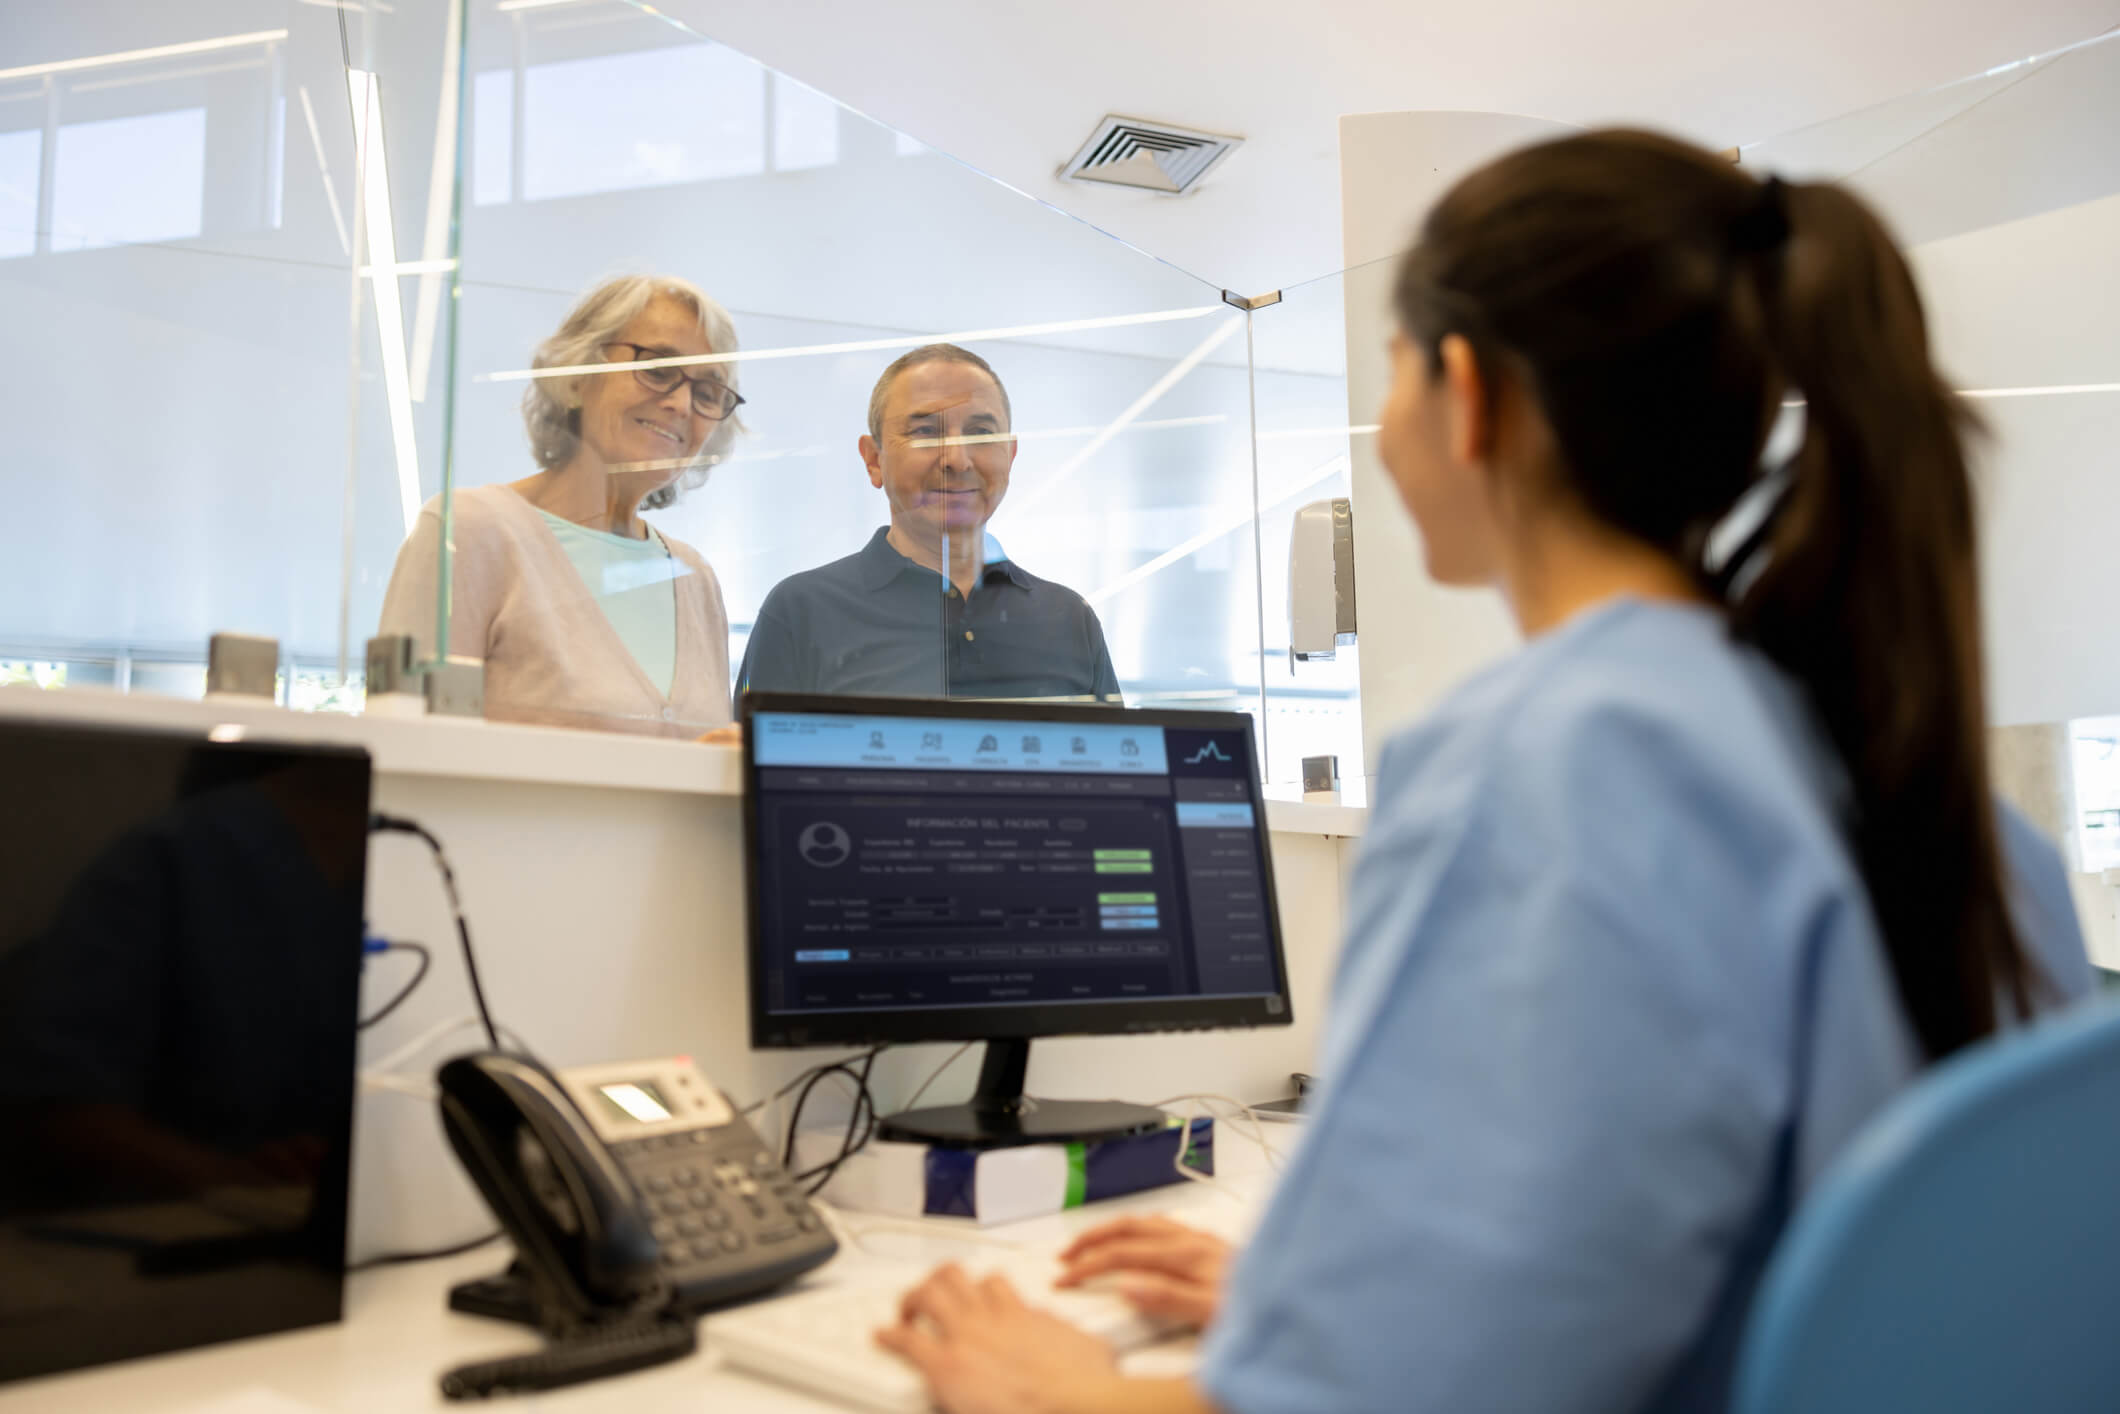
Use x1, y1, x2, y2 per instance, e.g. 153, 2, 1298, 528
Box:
378, 485, 733, 737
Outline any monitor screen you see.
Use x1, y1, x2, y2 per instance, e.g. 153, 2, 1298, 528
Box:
742, 696, 1291, 1048
0, 718, 369, 1385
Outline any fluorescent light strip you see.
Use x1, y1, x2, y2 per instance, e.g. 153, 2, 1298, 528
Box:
69, 57, 266, 93
349, 69, 423, 535
360, 257, 459, 276
0, 29, 289, 83
1959, 382, 2120, 400
482, 305, 1226, 382
1084, 453, 1351, 609
1256, 423, 1380, 440
1013, 316, 1245, 516
711, 444, 829, 466
297, 86, 350, 255
910, 414, 1227, 449
1782, 382, 2119, 410
495, 0, 609, 11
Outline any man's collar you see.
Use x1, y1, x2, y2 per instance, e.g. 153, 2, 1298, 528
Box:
859, 525, 1029, 591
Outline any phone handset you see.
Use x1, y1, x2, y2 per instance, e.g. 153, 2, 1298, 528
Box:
437, 1052, 664, 1328
434, 1051, 838, 1397
435, 1053, 695, 1398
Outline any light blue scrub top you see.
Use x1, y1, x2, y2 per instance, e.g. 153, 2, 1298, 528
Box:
1198, 597, 2093, 1414
535, 509, 680, 696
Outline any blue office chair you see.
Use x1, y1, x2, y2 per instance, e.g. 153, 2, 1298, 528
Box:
1733, 996, 2120, 1413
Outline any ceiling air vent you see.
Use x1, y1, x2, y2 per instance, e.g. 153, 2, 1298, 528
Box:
1060, 115, 1241, 195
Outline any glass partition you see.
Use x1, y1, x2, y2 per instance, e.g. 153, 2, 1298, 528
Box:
1245, 270, 1364, 789
5, 6, 2112, 809
0, 3, 374, 702
407, 0, 1263, 739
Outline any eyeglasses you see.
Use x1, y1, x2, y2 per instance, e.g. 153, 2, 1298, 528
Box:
601, 343, 746, 422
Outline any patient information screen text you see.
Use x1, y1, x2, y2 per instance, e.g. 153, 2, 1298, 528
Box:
751, 711, 1280, 1017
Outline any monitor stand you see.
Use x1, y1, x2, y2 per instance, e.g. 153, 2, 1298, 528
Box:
876, 1038, 1167, 1150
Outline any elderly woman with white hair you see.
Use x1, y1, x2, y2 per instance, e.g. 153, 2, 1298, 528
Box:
379, 274, 743, 735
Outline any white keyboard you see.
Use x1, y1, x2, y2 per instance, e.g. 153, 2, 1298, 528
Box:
706, 1247, 1171, 1412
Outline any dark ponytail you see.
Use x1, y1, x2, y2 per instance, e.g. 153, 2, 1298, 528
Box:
1394, 129, 2035, 1058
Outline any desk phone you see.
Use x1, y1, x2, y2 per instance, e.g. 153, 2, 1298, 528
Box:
438, 1051, 836, 1352
554, 1055, 836, 1307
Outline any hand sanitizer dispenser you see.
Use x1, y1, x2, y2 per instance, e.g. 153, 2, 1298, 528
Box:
1289, 497, 1357, 669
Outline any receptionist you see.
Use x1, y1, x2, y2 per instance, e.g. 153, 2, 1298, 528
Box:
735, 344, 1121, 702
378, 274, 742, 736
875, 130, 2095, 1413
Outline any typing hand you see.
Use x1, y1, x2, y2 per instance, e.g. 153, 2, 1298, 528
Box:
876, 1263, 1123, 1414
1056, 1216, 1233, 1330
694, 724, 742, 745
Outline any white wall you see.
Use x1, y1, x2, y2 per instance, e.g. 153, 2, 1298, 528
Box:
355, 775, 1354, 1258
0, 685, 1359, 1259
1336, 112, 1573, 766
1, 2, 1349, 710
1906, 190, 2120, 728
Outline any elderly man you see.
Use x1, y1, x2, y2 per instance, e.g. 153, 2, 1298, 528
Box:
737, 344, 1120, 701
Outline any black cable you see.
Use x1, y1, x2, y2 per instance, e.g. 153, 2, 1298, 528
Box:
792, 1048, 885, 1195
369, 813, 500, 1049
788, 1051, 886, 1195
737, 1051, 878, 1120
778, 1045, 885, 1171
358, 940, 432, 1030
348, 1228, 504, 1274
780, 1062, 863, 1168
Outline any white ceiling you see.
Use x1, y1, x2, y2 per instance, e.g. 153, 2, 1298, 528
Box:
654, 0, 2119, 295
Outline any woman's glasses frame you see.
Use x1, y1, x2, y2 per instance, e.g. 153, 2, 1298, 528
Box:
601, 342, 746, 422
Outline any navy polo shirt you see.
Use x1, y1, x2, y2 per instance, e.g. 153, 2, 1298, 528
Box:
736, 527, 1121, 702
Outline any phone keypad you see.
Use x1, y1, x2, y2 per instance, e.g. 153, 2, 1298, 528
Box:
609, 1131, 830, 1306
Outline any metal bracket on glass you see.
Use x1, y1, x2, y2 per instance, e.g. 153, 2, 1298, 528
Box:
421, 657, 485, 719
364, 636, 485, 719
206, 632, 279, 700
1220, 289, 1283, 311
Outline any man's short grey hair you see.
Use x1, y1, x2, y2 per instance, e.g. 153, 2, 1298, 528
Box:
522, 273, 743, 511
866, 343, 1011, 444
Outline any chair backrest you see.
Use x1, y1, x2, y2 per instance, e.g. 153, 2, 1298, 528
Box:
1733, 996, 2120, 1414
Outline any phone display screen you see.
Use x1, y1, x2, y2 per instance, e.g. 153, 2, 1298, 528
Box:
596, 1081, 673, 1125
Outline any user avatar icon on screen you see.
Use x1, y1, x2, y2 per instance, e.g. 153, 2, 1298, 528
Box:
797, 821, 853, 868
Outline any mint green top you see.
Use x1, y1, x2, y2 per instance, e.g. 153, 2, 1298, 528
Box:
534, 509, 678, 696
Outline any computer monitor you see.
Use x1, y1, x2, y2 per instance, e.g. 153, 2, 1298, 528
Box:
0, 718, 370, 1384
740, 694, 1292, 1148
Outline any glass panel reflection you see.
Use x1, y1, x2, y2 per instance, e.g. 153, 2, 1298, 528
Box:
739, 343, 1121, 703
381, 274, 739, 734
425, 0, 1240, 736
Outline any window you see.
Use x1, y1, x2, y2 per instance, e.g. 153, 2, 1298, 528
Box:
285, 665, 365, 714
49, 108, 206, 251
128, 660, 206, 699
475, 49, 842, 204
0, 658, 117, 690
472, 69, 513, 207
2075, 716, 2120, 872
520, 45, 764, 202
0, 128, 37, 259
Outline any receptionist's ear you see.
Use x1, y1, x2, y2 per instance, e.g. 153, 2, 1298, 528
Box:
858, 433, 884, 491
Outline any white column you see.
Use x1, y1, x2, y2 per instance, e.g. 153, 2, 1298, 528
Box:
1337, 111, 1576, 768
